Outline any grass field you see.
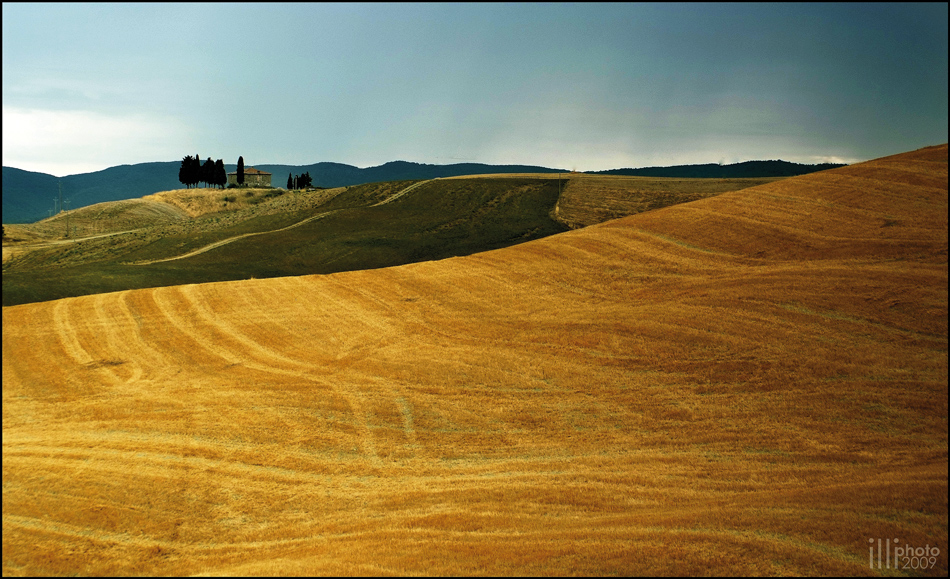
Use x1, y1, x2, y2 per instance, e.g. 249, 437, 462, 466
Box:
2, 145, 947, 575
2, 179, 568, 305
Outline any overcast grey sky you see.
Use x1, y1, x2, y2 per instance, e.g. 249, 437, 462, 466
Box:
3, 2, 947, 176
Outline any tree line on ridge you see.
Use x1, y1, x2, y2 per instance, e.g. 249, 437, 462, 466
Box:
178, 155, 227, 189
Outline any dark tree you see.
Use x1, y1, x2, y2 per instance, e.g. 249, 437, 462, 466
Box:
237, 156, 245, 186
178, 154, 200, 188
214, 159, 227, 189
287, 173, 293, 189
201, 158, 216, 188
190, 154, 201, 188
179, 155, 194, 188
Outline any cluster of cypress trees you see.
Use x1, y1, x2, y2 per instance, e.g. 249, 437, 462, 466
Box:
178, 155, 227, 189
286, 172, 313, 190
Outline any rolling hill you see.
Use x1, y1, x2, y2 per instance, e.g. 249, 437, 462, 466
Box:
1, 178, 570, 305
2, 145, 946, 576
3, 159, 844, 224
2, 174, 779, 306
2, 161, 565, 224
2, 164, 190, 224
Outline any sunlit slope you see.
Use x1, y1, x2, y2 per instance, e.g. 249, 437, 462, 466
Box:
9, 198, 189, 239
3, 145, 947, 576
628, 144, 947, 261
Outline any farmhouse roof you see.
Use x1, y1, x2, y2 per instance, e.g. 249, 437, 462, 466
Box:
227, 166, 271, 175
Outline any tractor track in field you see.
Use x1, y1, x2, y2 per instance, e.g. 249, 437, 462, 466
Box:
371, 178, 437, 206
150, 284, 396, 466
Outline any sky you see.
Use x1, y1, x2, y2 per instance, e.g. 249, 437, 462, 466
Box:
2, 3, 948, 176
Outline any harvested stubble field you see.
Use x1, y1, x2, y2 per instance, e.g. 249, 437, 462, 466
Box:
551, 173, 782, 229
3, 145, 947, 576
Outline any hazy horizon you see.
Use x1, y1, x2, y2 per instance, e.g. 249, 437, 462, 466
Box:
3, 3, 947, 177
2, 154, 862, 180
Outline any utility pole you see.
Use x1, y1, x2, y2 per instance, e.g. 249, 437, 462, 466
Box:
59, 180, 69, 237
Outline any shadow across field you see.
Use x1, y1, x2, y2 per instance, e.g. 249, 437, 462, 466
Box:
2, 178, 569, 305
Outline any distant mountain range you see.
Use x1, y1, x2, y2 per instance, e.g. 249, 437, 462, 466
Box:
590, 159, 847, 178
1, 159, 845, 224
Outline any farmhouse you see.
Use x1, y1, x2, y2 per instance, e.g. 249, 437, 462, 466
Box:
227, 167, 272, 187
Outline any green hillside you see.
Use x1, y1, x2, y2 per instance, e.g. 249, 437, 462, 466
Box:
2, 178, 568, 305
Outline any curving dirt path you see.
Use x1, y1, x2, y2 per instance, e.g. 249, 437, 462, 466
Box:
128, 210, 340, 265
130, 180, 436, 265
371, 178, 437, 206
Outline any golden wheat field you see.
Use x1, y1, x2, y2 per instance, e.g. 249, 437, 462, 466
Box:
3, 145, 947, 576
